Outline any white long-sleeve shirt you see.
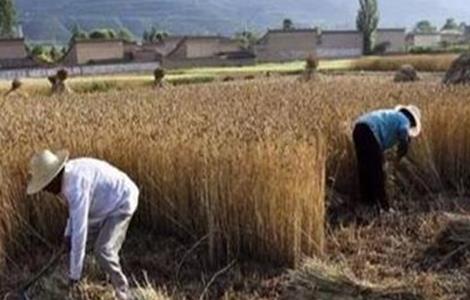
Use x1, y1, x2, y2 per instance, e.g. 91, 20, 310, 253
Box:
61, 158, 139, 280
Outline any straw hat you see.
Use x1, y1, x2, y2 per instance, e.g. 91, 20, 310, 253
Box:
395, 105, 422, 137
27, 149, 69, 195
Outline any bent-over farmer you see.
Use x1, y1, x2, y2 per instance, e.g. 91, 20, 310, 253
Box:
353, 105, 421, 212
27, 150, 139, 300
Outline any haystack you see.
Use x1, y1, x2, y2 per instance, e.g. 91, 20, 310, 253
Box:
443, 53, 470, 85
419, 213, 470, 270
394, 65, 420, 82
283, 258, 423, 300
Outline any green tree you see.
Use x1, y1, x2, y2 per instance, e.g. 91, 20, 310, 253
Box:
117, 27, 134, 42
71, 23, 88, 40
459, 22, 467, 32
414, 20, 437, 33
30, 44, 46, 56
142, 26, 168, 42
235, 30, 258, 50
142, 30, 150, 42
0, 0, 17, 37
105, 28, 117, 39
154, 31, 168, 42
442, 18, 458, 31
282, 18, 293, 30
356, 0, 379, 55
89, 28, 117, 39
49, 46, 61, 61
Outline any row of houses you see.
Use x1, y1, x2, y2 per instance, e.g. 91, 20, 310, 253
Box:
254, 28, 406, 62
2, 25, 467, 70
406, 27, 470, 48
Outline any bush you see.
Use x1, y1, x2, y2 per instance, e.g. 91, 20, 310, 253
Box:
89, 28, 117, 40
373, 41, 391, 55
351, 54, 457, 72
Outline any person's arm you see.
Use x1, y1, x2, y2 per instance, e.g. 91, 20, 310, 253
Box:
396, 126, 411, 161
397, 139, 409, 160
67, 178, 91, 281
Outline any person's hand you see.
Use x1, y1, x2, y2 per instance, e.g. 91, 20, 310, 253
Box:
69, 279, 79, 288
68, 279, 81, 299
394, 156, 402, 168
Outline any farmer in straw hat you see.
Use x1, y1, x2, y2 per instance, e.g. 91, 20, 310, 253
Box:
27, 150, 139, 300
353, 105, 422, 213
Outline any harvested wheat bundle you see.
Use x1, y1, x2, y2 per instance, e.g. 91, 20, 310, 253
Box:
443, 53, 470, 85
3, 78, 28, 99
394, 65, 420, 82
49, 69, 73, 95
419, 213, 470, 271
10, 78, 22, 91
153, 67, 165, 88
56, 69, 68, 82
283, 258, 423, 300
302, 54, 319, 81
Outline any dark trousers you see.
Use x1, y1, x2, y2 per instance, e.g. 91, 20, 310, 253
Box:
353, 123, 389, 210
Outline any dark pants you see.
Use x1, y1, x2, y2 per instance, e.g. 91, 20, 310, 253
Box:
353, 123, 389, 211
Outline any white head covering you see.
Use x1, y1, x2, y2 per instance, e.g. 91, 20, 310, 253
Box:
396, 105, 422, 137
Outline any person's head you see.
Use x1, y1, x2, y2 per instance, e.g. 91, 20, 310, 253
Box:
27, 149, 69, 196
396, 105, 422, 138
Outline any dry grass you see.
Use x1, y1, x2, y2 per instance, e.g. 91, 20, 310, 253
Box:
1, 74, 470, 298
284, 258, 423, 300
351, 54, 458, 72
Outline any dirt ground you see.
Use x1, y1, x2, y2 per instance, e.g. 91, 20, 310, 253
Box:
2, 192, 469, 300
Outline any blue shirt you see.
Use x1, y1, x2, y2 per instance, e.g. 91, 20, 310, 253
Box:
356, 109, 410, 150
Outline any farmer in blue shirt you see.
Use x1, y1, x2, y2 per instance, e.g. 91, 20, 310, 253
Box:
353, 105, 422, 212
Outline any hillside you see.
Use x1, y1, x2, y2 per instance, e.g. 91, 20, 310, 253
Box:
14, 0, 470, 42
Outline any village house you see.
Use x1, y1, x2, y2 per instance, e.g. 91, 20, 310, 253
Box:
166, 36, 241, 59
163, 35, 253, 68
465, 26, 470, 43
406, 32, 441, 48
0, 38, 37, 69
254, 29, 318, 62
255, 28, 365, 62
376, 28, 406, 53
316, 30, 363, 58
62, 39, 126, 65
255, 27, 408, 62
142, 36, 185, 56
440, 29, 464, 45
123, 41, 162, 62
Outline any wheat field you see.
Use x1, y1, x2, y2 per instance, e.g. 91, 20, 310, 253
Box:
1, 74, 470, 298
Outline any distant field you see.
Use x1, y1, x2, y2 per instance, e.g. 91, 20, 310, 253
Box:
0, 54, 457, 95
